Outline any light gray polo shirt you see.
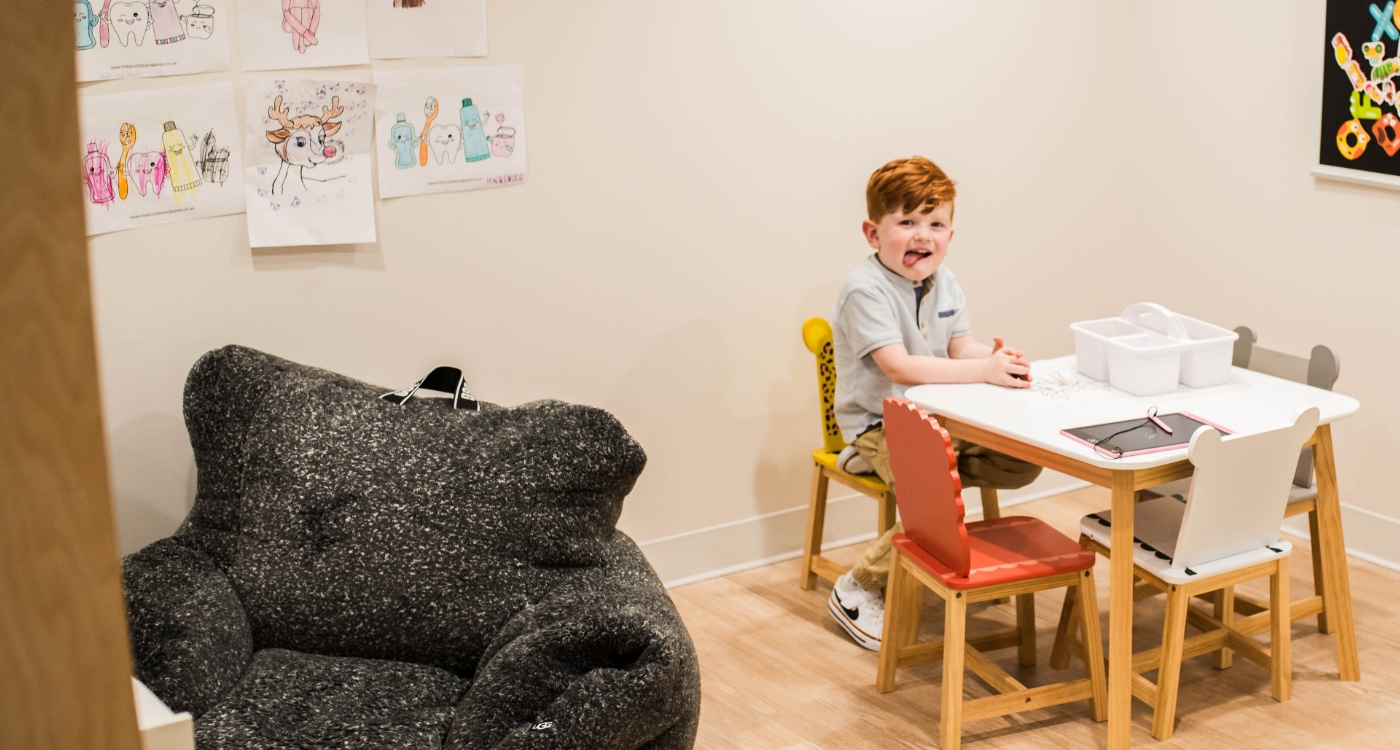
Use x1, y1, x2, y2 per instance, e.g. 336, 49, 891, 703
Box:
831, 256, 972, 443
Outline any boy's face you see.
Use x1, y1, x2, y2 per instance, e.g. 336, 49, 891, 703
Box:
863, 202, 954, 282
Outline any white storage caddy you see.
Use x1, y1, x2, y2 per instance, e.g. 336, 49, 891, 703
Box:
1071, 303, 1238, 396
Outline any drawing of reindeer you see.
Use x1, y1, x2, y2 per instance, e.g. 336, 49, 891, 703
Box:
265, 94, 344, 194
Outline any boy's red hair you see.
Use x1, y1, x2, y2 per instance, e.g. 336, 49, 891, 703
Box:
866, 156, 956, 221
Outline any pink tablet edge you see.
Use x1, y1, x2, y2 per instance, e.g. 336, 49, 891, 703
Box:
1059, 411, 1232, 458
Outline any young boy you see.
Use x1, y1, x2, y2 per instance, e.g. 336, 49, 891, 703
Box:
827, 156, 1043, 651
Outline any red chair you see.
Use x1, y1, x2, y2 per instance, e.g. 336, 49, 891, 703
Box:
876, 398, 1106, 750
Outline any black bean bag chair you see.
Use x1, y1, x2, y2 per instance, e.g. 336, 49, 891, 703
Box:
122, 346, 700, 749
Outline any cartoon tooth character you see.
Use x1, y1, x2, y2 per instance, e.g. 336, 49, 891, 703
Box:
427, 123, 461, 165
184, 3, 215, 40
150, 0, 184, 44
128, 151, 168, 197
388, 114, 418, 169
75, 0, 100, 50
108, 1, 151, 47
83, 141, 115, 208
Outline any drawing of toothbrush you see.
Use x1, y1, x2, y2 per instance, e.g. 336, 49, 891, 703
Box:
420, 96, 438, 167
117, 122, 135, 200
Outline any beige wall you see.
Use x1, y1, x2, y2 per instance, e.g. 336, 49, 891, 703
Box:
1130, 2, 1400, 560
92, 1, 1141, 580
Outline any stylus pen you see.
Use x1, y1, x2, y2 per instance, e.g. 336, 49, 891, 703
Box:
1147, 410, 1173, 434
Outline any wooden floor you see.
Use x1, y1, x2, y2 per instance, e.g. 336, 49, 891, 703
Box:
671, 487, 1400, 749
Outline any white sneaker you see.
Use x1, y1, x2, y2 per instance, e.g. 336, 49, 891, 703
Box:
828, 573, 884, 651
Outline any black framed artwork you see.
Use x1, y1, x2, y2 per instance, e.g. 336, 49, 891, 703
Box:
1315, 0, 1400, 188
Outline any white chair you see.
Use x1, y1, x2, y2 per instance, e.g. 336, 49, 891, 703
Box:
1051, 407, 1319, 741
1140, 328, 1343, 653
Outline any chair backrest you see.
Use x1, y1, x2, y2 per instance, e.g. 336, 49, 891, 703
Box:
1172, 407, 1320, 571
802, 317, 846, 454
883, 398, 970, 577
1232, 326, 1340, 487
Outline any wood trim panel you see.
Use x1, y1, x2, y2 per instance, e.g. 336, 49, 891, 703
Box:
0, 2, 141, 747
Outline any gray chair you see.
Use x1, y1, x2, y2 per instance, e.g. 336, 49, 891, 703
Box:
1136, 327, 1341, 647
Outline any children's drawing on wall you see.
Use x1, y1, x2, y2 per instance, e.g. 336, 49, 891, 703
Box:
78, 82, 245, 235
366, 0, 484, 59
373, 66, 526, 199
238, 0, 367, 72
1318, 1, 1400, 178
244, 79, 377, 247
281, 0, 319, 54
75, 0, 229, 81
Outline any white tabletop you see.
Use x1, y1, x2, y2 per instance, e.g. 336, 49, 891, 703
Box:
903, 356, 1360, 471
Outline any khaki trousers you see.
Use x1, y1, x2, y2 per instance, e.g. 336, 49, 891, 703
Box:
847, 425, 1042, 590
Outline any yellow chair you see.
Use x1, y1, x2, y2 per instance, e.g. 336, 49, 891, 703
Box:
797, 318, 1005, 589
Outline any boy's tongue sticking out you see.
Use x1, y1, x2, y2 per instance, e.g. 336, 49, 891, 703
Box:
904, 249, 931, 267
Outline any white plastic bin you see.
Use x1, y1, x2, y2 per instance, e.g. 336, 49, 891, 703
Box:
1106, 331, 1182, 396
1071, 303, 1237, 395
1070, 317, 1149, 381
1174, 314, 1238, 388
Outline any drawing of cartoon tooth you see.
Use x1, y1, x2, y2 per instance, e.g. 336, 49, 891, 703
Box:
149, 0, 184, 44
75, 0, 99, 50
128, 151, 168, 197
108, 1, 150, 47
427, 123, 461, 165
84, 141, 115, 208
184, 3, 215, 40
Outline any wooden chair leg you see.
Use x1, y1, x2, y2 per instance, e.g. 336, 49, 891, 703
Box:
1213, 586, 1235, 669
799, 464, 828, 590
980, 487, 1001, 520
1049, 584, 1079, 670
1016, 593, 1036, 666
1307, 509, 1329, 633
941, 590, 968, 750
1077, 568, 1108, 723
876, 553, 921, 693
1152, 585, 1190, 741
878, 490, 897, 535
1272, 557, 1292, 702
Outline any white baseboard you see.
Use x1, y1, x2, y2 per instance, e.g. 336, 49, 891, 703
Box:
1280, 502, 1400, 575
639, 472, 1090, 588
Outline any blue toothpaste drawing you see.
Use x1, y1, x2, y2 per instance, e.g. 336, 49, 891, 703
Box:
459, 98, 491, 163
389, 113, 418, 169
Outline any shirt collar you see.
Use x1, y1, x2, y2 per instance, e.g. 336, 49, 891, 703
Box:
870, 254, 936, 295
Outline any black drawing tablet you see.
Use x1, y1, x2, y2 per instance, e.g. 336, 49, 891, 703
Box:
1060, 412, 1231, 457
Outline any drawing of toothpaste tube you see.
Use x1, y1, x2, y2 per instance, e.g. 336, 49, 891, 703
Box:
459, 98, 491, 162
163, 120, 202, 193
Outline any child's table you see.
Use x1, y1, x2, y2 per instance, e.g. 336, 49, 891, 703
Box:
904, 356, 1361, 748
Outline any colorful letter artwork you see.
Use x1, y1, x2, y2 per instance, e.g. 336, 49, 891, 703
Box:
1320, 1, 1400, 176
237, 0, 368, 72
243, 80, 378, 247
79, 82, 245, 235
372, 66, 526, 199
74, 0, 230, 81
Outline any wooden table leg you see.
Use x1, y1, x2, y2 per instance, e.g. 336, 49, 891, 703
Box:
1312, 424, 1360, 681
1108, 471, 1136, 749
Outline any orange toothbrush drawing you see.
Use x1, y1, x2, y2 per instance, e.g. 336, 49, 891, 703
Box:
420, 97, 438, 166
117, 122, 136, 200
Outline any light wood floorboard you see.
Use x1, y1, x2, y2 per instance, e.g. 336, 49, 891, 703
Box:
671, 487, 1400, 749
